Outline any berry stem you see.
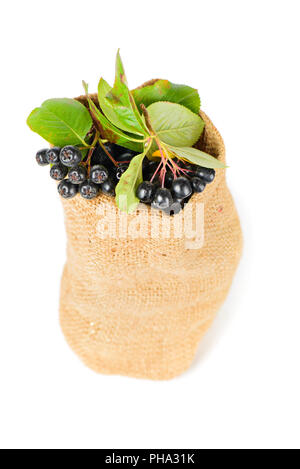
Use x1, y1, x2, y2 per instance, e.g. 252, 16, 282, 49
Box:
154, 138, 168, 188
166, 160, 177, 176
140, 104, 156, 136
175, 159, 194, 176
138, 107, 193, 187
162, 144, 193, 179
83, 131, 100, 175
160, 167, 167, 188
97, 138, 118, 166
150, 159, 163, 183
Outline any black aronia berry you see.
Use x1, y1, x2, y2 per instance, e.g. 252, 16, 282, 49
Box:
164, 199, 183, 216
101, 178, 116, 196
90, 165, 109, 184
57, 180, 78, 199
153, 188, 173, 210
60, 146, 83, 167
195, 166, 215, 183
116, 151, 136, 163
191, 176, 206, 193
136, 181, 156, 203
92, 143, 115, 168
68, 165, 87, 184
79, 180, 99, 199
46, 147, 61, 164
172, 177, 192, 200
115, 163, 129, 180
36, 149, 48, 166
50, 163, 68, 181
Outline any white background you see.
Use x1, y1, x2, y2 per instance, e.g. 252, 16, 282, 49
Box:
0, 0, 299, 450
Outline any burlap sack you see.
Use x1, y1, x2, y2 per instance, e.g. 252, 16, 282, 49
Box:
59, 93, 242, 380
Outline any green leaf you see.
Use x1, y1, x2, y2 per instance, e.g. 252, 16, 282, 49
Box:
86, 94, 144, 153
98, 78, 118, 128
132, 80, 200, 114
27, 98, 92, 146
167, 145, 226, 169
99, 77, 144, 139
105, 50, 147, 136
147, 102, 204, 147
115, 151, 146, 213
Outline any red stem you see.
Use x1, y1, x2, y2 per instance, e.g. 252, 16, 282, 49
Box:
166, 161, 177, 176
98, 139, 118, 166
161, 167, 166, 188
150, 160, 163, 183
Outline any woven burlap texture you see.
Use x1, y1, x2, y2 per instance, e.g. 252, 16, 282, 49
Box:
59, 97, 243, 380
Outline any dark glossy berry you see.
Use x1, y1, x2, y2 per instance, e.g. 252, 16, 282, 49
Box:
50, 163, 68, 181
183, 194, 193, 205
68, 165, 87, 184
142, 158, 150, 171
60, 146, 82, 167
152, 188, 173, 210
104, 142, 118, 155
195, 166, 215, 183
116, 151, 135, 164
91, 143, 116, 168
115, 163, 129, 180
79, 180, 99, 199
191, 177, 206, 193
163, 200, 183, 216
136, 181, 156, 203
103, 143, 123, 158
36, 149, 49, 166
114, 144, 137, 157
165, 171, 174, 189
179, 162, 194, 173
101, 178, 116, 196
143, 160, 159, 179
57, 180, 78, 199
172, 177, 192, 199
46, 147, 61, 164
90, 165, 109, 184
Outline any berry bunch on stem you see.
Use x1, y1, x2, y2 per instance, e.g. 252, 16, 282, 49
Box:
35, 136, 139, 200
28, 49, 226, 214
35, 99, 217, 212
138, 148, 215, 215
133, 105, 215, 214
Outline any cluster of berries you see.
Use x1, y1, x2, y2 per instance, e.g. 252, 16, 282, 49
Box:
137, 160, 215, 215
36, 143, 215, 215
35, 143, 136, 199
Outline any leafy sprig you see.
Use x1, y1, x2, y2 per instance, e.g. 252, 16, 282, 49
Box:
27, 50, 226, 213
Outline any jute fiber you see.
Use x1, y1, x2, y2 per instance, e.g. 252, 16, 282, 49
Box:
59, 92, 243, 380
